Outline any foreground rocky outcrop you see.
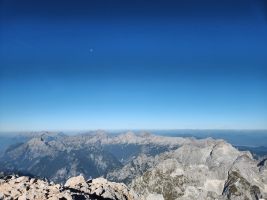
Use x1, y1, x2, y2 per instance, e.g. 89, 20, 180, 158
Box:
0, 174, 141, 200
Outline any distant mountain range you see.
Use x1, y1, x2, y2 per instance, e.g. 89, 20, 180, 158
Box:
0, 131, 266, 200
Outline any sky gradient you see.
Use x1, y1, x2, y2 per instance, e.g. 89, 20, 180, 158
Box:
0, 0, 267, 131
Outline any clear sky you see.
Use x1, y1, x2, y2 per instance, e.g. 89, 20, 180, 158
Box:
0, 0, 267, 131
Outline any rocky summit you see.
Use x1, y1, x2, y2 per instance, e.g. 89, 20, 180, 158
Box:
0, 174, 140, 200
130, 140, 267, 200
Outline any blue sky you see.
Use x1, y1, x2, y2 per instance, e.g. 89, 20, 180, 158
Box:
0, 0, 267, 131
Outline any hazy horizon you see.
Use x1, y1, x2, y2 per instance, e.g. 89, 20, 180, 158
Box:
1, 128, 267, 134
1, 129, 267, 148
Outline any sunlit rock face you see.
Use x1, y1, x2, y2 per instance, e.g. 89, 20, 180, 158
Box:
129, 140, 267, 200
